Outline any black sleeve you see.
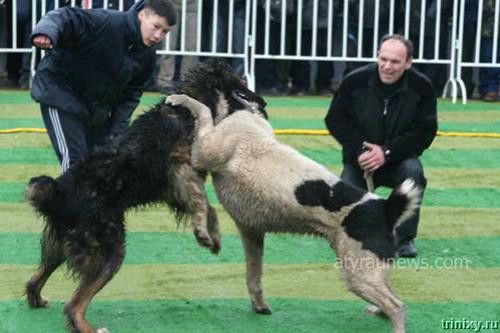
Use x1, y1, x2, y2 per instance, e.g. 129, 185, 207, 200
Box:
109, 54, 156, 135
30, 7, 97, 48
324, 79, 365, 163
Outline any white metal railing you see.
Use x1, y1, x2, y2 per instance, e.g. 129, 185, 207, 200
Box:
1, 0, 499, 104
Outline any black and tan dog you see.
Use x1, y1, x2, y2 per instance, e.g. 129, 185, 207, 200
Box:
25, 59, 267, 333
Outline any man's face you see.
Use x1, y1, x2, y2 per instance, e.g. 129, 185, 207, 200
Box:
377, 39, 412, 84
138, 9, 170, 47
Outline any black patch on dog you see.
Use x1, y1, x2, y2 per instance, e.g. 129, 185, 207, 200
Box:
295, 179, 395, 260
342, 200, 396, 260
295, 179, 365, 212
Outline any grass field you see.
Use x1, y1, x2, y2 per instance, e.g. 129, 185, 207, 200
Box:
1, 90, 499, 332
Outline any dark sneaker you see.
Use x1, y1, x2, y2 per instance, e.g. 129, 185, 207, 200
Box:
397, 240, 417, 258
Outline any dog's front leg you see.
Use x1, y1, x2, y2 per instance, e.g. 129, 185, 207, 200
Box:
172, 163, 220, 254
166, 94, 228, 172
166, 94, 215, 139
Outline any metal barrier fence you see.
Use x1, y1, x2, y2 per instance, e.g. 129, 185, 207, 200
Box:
0, 0, 499, 104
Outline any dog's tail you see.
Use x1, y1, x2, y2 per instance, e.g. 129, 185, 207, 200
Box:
385, 178, 421, 229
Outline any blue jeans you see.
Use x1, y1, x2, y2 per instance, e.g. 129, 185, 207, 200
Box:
341, 158, 427, 243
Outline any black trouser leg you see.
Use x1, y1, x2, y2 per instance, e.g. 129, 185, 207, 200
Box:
40, 104, 88, 172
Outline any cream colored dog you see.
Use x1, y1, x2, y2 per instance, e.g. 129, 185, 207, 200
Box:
166, 94, 420, 333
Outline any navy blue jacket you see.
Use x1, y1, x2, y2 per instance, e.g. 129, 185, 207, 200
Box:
30, 0, 155, 135
325, 63, 438, 164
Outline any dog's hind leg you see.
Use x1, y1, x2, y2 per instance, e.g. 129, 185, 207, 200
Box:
338, 252, 406, 333
26, 225, 65, 308
172, 164, 219, 254
237, 224, 271, 314
64, 242, 125, 333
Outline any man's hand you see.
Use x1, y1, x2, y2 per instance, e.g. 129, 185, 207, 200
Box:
358, 141, 386, 173
32, 34, 53, 49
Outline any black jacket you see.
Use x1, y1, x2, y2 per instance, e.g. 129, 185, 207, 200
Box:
325, 63, 438, 164
30, 0, 155, 135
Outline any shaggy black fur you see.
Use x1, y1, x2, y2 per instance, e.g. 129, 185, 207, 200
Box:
24, 59, 267, 333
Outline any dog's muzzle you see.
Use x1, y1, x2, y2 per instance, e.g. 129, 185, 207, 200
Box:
231, 90, 267, 119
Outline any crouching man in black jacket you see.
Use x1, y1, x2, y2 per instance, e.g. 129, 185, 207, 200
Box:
325, 34, 438, 258
30, 0, 176, 171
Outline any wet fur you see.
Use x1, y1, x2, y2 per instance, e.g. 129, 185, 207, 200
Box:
25, 60, 267, 333
170, 94, 421, 333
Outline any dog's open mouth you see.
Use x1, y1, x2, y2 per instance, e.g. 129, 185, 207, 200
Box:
231, 90, 268, 119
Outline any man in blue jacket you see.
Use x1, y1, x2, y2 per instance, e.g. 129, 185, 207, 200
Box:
30, 0, 176, 171
325, 34, 438, 258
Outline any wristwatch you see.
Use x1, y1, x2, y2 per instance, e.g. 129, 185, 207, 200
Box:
382, 145, 391, 160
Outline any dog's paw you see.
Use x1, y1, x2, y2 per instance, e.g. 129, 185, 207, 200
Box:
209, 236, 221, 255
193, 229, 215, 251
27, 295, 50, 308
96, 328, 110, 333
365, 305, 388, 318
253, 305, 272, 315
26, 282, 50, 308
165, 94, 190, 106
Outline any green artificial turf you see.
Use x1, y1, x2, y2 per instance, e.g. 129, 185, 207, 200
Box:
1, 91, 499, 333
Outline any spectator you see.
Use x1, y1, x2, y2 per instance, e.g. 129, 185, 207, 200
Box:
81, 0, 135, 9
404, 0, 453, 96
479, 0, 500, 101
30, 0, 176, 172
254, 0, 295, 95
461, 0, 480, 98
325, 34, 438, 258
356, 0, 390, 59
4, 0, 32, 88
289, 0, 356, 95
216, 0, 247, 77
156, 0, 199, 94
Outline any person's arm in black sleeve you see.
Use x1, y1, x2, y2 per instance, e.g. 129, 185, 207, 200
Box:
30, 7, 94, 49
383, 82, 438, 163
324, 80, 366, 162
109, 56, 156, 136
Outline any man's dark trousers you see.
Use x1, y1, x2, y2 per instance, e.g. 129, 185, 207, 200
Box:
40, 103, 109, 172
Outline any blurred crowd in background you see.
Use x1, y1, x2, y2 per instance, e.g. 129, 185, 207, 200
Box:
0, 0, 499, 101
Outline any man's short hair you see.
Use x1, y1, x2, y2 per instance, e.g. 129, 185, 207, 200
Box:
379, 34, 414, 60
145, 0, 177, 26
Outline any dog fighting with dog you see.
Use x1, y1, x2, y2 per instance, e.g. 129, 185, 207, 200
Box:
24, 59, 266, 333
25, 59, 419, 333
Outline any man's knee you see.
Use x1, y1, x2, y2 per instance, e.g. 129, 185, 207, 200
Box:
341, 163, 366, 189
397, 158, 427, 189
